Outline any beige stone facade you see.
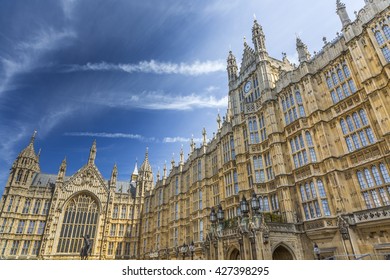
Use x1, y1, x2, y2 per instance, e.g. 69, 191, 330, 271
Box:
1, 0, 390, 260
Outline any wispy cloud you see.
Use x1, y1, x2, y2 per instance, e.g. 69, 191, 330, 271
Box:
163, 137, 203, 143
64, 132, 158, 142
65, 59, 226, 76
61, 0, 78, 19
92, 91, 228, 111
0, 28, 76, 95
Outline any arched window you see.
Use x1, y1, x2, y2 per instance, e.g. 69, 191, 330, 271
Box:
331, 73, 338, 86
364, 168, 375, 188
343, 65, 351, 78
383, 25, 390, 40
337, 69, 345, 82
282, 99, 286, 112
359, 109, 369, 126
352, 113, 361, 129
371, 166, 383, 185
290, 94, 295, 106
317, 180, 326, 197
326, 77, 332, 89
340, 119, 348, 135
295, 91, 302, 104
375, 30, 385, 45
57, 194, 99, 254
300, 185, 306, 201
310, 182, 317, 198
305, 131, 314, 146
357, 171, 367, 189
380, 163, 390, 183
346, 116, 354, 132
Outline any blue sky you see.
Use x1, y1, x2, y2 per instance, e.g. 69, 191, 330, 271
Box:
0, 0, 365, 192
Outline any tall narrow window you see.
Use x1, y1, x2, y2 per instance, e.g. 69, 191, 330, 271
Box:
357, 163, 390, 209
373, 26, 390, 62
248, 116, 260, 144
57, 194, 99, 254
326, 63, 356, 104
340, 109, 376, 152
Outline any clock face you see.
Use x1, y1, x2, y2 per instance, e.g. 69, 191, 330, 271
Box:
244, 81, 251, 94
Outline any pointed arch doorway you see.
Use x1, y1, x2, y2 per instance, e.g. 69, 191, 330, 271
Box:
229, 248, 240, 260
272, 244, 295, 260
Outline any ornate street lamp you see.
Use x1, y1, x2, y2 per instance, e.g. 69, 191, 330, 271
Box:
250, 192, 260, 213
181, 242, 188, 260
210, 207, 217, 225
240, 195, 250, 217
189, 241, 195, 260
217, 204, 224, 222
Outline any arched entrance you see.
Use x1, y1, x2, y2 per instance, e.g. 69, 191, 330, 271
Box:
272, 245, 295, 260
229, 248, 240, 260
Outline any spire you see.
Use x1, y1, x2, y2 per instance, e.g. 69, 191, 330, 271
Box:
157, 167, 160, 181
190, 135, 196, 154
57, 157, 67, 182
252, 18, 267, 57
88, 140, 97, 165
171, 153, 175, 169
133, 161, 138, 175
163, 161, 167, 179
30, 130, 37, 145
296, 37, 311, 63
131, 160, 138, 182
180, 145, 184, 165
202, 128, 207, 146
336, 0, 351, 29
227, 50, 238, 84
140, 147, 152, 172
110, 163, 118, 185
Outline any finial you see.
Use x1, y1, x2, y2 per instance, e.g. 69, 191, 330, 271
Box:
38, 148, 42, 157
244, 36, 247, 45
30, 130, 37, 144
253, 13, 256, 21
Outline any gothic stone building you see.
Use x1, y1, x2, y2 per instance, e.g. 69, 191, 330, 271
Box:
1, 0, 390, 260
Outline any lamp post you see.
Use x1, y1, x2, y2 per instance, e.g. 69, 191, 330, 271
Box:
210, 207, 217, 228
314, 243, 321, 260
240, 195, 250, 217
181, 243, 188, 260
217, 204, 224, 223
189, 241, 195, 260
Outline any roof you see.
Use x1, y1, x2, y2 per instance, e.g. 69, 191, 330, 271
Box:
31, 173, 69, 188
116, 181, 136, 197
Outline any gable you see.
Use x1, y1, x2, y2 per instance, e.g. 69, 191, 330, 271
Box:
63, 164, 108, 192
240, 44, 256, 74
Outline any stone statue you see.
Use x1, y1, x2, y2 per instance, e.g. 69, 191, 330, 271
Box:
80, 234, 91, 260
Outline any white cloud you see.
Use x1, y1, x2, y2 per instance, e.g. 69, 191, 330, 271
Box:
163, 137, 203, 143
92, 91, 228, 111
64, 132, 157, 142
66, 59, 226, 76
0, 28, 76, 96
61, 0, 78, 19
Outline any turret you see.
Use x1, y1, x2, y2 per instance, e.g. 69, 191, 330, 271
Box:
9, 131, 40, 187
110, 163, 118, 186
336, 0, 351, 29
190, 135, 196, 154
296, 37, 311, 63
171, 153, 175, 170
57, 157, 67, 183
179, 145, 184, 166
138, 147, 153, 193
252, 18, 267, 58
88, 140, 97, 165
227, 51, 238, 84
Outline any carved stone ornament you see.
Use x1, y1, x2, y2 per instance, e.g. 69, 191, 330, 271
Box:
337, 216, 350, 240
